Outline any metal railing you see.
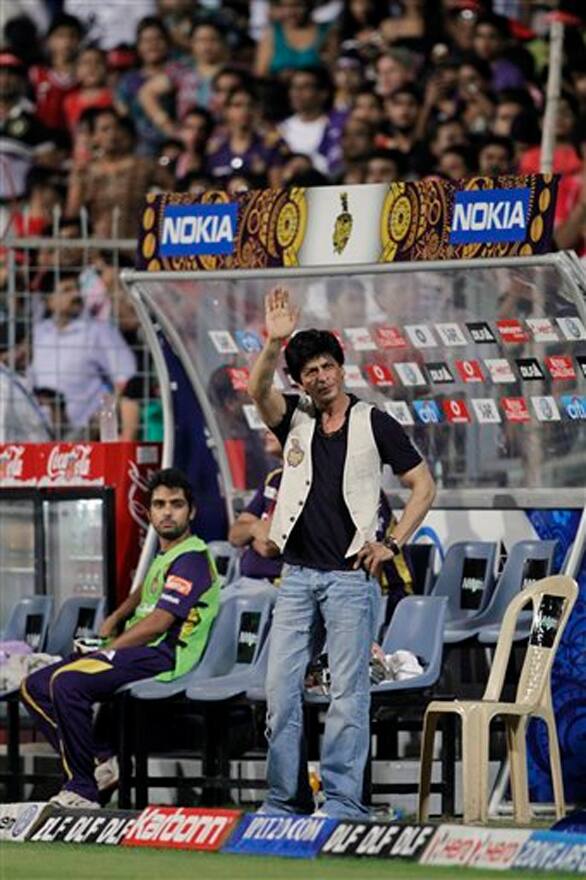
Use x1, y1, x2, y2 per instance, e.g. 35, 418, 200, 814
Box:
1, 218, 157, 443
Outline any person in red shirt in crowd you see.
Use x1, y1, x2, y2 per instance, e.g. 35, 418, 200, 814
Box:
519, 93, 582, 179
29, 14, 83, 132
11, 167, 65, 237
63, 47, 113, 133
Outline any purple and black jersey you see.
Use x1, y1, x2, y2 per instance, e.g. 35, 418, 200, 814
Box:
240, 467, 283, 581
155, 551, 212, 652
205, 130, 289, 180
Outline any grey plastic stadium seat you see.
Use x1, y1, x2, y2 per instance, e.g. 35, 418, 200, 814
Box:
45, 596, 105, 657
445, 539, 557, 644
2, 595, 53, 653
429, 541, 497, 623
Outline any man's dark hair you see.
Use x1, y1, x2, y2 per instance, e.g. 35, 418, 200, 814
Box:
475, 13, 510, 41
284, 330, 344, 384
366, 148, 409, 177
147, 468, 194, 509
81, 106, 120, 134
290, 65, 333, 108
496, 88, 534, 111
479, 133, 515, 161
47, 12, 84, 38
38, 269, 80, 295
510, 110, 541, 146
137, 15, 170, 42
181, 105, 215, 136
458, 54, 492, 85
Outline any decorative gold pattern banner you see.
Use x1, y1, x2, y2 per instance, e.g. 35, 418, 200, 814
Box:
136, 175, 558, 272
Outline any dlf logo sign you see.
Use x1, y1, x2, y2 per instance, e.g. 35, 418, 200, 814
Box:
160, 203, 237, 256
450, 187, 530, 244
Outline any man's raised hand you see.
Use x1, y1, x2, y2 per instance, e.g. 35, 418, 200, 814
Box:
265, 286, 299, 342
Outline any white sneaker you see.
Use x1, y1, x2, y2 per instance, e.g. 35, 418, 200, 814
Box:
95, 756, 119, 792
49, 789, 100, 810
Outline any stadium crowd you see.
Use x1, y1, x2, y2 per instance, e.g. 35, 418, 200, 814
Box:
1, 0, 585, 438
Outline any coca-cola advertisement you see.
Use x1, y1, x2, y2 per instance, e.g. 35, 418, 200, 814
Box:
39, 444, 98, 486
0, 443, 161, 604
0, 445, 38, 485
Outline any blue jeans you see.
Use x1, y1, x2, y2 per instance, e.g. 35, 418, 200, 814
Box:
264, 564, 380, 818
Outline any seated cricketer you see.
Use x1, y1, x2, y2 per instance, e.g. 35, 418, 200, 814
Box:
20, 467, 221, 809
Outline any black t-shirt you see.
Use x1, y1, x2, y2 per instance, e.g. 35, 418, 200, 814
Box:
272, 394, 423, 571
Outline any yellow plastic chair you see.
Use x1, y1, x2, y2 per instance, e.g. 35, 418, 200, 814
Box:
418, 574, 578, 825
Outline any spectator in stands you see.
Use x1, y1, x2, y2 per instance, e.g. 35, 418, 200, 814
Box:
206, 85, 289, 186
477, 134, 515, 175
63, 47, 114, 132
428, 117, 469, 163
11, 167, 65, 238
21, 467, 221, 810
279, 66, 333, 173
379, 0, 427, 46
0, 53, 57, 202
156, 0, 195, 55
281, 152, 314, 184
443, 3, 478, 54
209, 66, 250, 122
228, 429, 284, 582
331, 114, 374, 179
352, 88, 384, 130
139, 20, 229, 135
254, 0, 336, 79
208, 364, 266, 489
380, 85, 422, 157
248, 288, 435, 818
27, 270, 136, 432
457, 55, 495, 134
438, 144, 475, 180
33, 387, 72, 439
472, 13, 525, 91
120, 376, 163, 442
518, 92, 582, 178
29, 13, 83, 132
34, 216, 87, 273
115, 16, 173, 157
174, 107, 214, 182
105, 46, 139, 93
374, 48, 415, 100
66, 107, 172, 238
331, 53, 364, 119
339, 0, 387, 53
491, 88, 534, 137
364, 148, 408, 184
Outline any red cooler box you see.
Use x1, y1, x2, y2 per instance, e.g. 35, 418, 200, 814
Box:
0, 442, 161, 611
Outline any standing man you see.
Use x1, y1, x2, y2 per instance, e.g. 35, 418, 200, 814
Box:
28, 270, 136, 433
21, 468, 221, 809
248, 288, 436, 819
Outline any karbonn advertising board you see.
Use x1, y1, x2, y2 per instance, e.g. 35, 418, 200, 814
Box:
319, 821, 436, 860
136, 174, 557, 271
222, 813, 338, 858
28, 809, 139, 845
121, 807, 240, 851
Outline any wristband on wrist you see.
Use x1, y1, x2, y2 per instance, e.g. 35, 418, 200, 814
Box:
383, 535, 401, 555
